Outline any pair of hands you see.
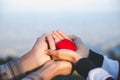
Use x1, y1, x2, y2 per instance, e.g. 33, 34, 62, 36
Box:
47, 30, 89, 64
20, 30, 89, 79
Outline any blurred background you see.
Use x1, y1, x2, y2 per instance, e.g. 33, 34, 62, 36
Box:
0, 0, 120, 79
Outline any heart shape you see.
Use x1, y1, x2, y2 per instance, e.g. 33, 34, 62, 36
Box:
56, 39, 77, 51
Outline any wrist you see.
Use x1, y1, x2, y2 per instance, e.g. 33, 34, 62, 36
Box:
4, 58, 25, 79
20, 51, 39, 72
73, 48, 89, 64
73, 53, 82, 64
38, 62, 58, 80
53, 61, 72, 76
88, 50, 103, 67
75, 58, 97, 78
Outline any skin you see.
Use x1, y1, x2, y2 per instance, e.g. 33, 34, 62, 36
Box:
19, 30, 89, 79
47, 30, 89, 64
34, 60, 72, 80
19, 32, 72, 80
20, 33, 53, 73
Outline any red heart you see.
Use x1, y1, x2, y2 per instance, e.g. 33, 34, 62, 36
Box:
56, 39, 77, 51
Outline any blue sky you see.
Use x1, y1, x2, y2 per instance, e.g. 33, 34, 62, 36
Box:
0, 0, 120, 57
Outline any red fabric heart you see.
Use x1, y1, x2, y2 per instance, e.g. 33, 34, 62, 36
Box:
56, 39, 77, 51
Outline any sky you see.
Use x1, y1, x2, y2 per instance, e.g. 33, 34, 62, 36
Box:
0, 0, 120, 57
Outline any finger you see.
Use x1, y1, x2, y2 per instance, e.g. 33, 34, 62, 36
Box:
53, 30, 64, 40
46, 50, 62, 61
47, 50, 58, 57
46, 34, 56, 50
36, 33, 50, 45
52, 33, 61, 43
51, 56, 58, 61
47, 49, 76, 62
56, 30, 71, 40
38, 33, 49, 41
45, 49, 58, 60
34, 34, 47, 46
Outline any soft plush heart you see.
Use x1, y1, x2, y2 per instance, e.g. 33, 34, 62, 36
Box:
56, 39, 77, 51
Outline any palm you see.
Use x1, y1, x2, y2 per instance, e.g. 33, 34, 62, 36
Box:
32, 36, 51, 66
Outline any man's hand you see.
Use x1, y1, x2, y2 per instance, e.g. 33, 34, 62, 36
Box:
23, 60, 72, 80
20, 33, 53, 72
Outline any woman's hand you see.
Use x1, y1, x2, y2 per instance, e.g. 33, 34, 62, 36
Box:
72, 35, 89, 59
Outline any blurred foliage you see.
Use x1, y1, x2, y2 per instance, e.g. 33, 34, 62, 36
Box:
53, 73, 84, 80
0, 56, 16, 65
106, 44, 120, 61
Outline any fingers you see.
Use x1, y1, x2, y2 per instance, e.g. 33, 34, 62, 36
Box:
36, 33, 49, 44
46, 49, 76, 62
46, 50, 60, 60
52, 33, 61, 43
56, 30, 71, 40
40, 33, 56, 50
47, 50, 58, 57
52, 30, 71, 43
53, 30, 64, 40
46, 34, 56, 50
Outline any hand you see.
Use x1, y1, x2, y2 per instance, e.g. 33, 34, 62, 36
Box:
27, 60, 72, 80
20, 33, 53, 72
72, 35, 89, 59
52, 30, 71, 43
47, 30, 89, 64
